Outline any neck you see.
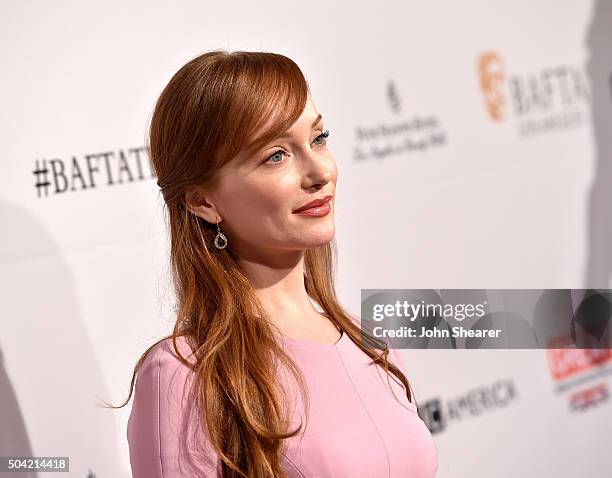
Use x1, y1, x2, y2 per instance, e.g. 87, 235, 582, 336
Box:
236, 249, 321, 327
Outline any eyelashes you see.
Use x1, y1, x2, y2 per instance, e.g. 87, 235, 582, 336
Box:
264, 129, 330, 165
315, 129, 330, 144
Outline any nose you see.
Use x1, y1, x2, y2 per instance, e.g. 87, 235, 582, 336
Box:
300, 149, 334, 189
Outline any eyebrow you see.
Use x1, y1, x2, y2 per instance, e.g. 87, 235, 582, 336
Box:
275, 113, 323, 140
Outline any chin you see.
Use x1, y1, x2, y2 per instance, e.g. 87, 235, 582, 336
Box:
301, 232, 336, 248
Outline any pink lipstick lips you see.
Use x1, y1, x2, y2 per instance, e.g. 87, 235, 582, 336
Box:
292, 195, 333, 217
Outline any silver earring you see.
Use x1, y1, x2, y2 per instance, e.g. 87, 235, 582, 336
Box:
214, 220, 228, 249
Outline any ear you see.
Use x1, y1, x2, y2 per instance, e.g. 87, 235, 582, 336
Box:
184, 186, 221, 224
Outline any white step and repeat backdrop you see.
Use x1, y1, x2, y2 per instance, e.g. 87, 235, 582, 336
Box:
1, 0, 611, 476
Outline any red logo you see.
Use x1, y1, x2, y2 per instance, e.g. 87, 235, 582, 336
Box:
547, 348, 612, 381
568, 383, 609, 412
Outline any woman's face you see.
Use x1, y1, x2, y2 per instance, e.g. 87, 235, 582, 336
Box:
204, 94, 337, 259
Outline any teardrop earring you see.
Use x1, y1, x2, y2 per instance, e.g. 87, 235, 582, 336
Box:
214, 220, 228, 249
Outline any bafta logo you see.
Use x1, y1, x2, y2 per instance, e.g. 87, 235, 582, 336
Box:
477, 51, 508, 122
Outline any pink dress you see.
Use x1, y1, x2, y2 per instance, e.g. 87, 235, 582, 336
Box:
127, 329, 439, 477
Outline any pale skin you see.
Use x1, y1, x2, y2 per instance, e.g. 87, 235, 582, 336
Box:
185, 93, 341, 344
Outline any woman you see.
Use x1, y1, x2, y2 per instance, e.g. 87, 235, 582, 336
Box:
117, 49, 438, 477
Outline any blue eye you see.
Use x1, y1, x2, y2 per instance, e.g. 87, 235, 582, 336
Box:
268, 150, 284, 164
313, 129, 330, 146
264, 129, 330, 165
